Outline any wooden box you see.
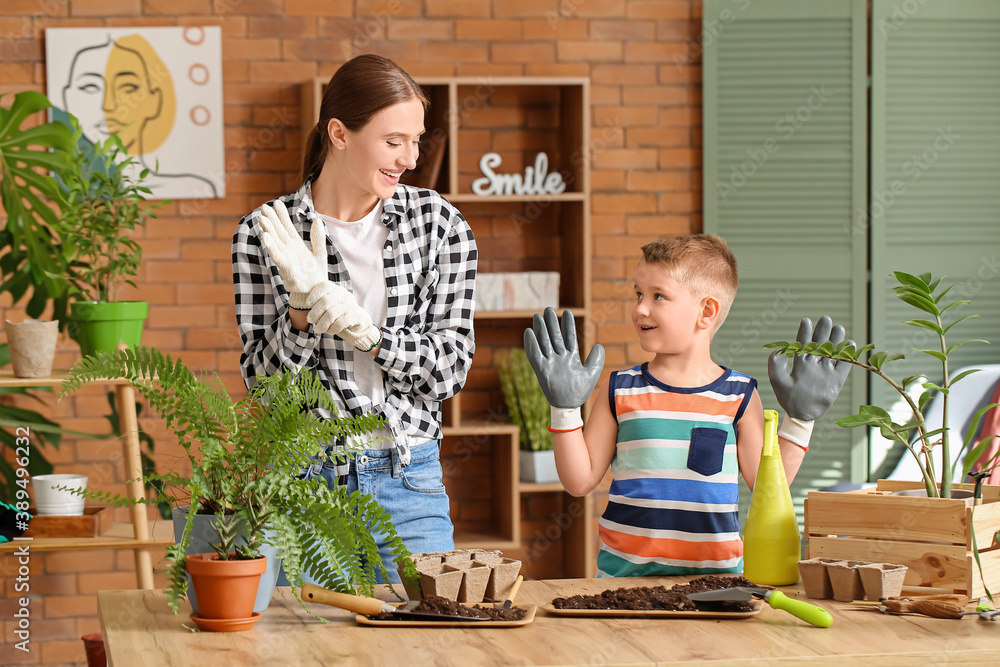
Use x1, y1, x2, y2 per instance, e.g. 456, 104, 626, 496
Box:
23, 507, 113, 538
805, 480, 1000, 598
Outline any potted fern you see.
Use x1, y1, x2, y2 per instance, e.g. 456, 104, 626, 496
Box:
498, 349, 558, 484
58, 346, 417, 627
765, 271, 1000, 597
54, 129, 164, 357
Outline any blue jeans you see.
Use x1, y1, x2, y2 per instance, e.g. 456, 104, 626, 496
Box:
278, 440, 454, 586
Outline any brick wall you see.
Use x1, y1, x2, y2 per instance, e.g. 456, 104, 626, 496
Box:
0, 1, 702, 663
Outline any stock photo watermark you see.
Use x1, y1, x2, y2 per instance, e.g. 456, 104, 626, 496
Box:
10, 426, 33, 654
716, 84, 833, 202
846, 126, 960, 241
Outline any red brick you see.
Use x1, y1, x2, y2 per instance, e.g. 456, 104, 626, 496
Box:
626, 214, 691, 237
421, 41, 489, 62
658, 191, 699, 213
147, 305, 217, 329
425, 0, 490, 17
0, 0, 67, 15
625, 41, 689, 62
523, 63, 591, 78
71, 0, 139, 15
222, 38, 280, 60
41, 639, 90, 664
40, 594, 98, 618
626, 170, 691, 192
456, 19, 522, 40
493, 0, 559, 18
249, 61, 317, 83
78, 571, 142, 594
286, 0, 352, 15
491, 42, 555, 64
626, 127, 691, 148
557, 40, 622, 62
144, 0, 211, 14
591, 171, 625, 192
522, 18, 589, 40
357, 0, 423, 17
594, 105, 658, 127
593, 193, 658, 214
214, 0, 281, 12
591, 148, 658, 170
590, 19, 655, 40
246, 15, 315, 39
388, 19, 453, 40
627, 0, 691, 19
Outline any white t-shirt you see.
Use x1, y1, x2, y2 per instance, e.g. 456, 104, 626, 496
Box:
318, 201, 393, 450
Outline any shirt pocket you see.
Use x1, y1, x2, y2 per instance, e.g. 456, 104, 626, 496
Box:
407, 267, 440, 324
687, 427, 729, 477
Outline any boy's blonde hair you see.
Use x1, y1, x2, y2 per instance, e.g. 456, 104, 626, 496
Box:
640, 234, 738, 331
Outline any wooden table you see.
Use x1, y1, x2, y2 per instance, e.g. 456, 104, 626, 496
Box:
97, 577, 1000, 666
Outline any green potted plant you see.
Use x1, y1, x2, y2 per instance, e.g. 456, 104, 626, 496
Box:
54, 129, 165, 357
0, 91, 102, 502
498, 349, 558, 484
765, 271, 1000, 597
58, 346, 418, 625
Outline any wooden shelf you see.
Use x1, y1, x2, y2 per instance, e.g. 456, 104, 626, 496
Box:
454, 531, 519, 551
476, 307, 586, 320
519, 482, 568, 494
444, 193, 587, 203
0, 520, 173, 553
2, 372, 160, 588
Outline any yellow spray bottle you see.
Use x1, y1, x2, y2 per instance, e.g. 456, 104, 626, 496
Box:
743, 409, 800, 585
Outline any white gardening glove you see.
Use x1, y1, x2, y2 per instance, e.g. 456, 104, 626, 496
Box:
307, 282, 383, 352
258, 200, 329, 310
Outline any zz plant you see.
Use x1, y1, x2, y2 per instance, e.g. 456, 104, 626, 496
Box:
59, 346, 417, 615
765, 271, 997, 499
497, 349, 553, 452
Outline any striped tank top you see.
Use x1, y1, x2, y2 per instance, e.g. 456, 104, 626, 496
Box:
597, 363, 757, 578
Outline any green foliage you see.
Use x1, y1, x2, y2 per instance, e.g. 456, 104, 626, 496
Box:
764, 271, 996, 499
59, 346, 415, 616
497, 348, 553, 452
0, 91, 76, 324
54, 130, 165, 303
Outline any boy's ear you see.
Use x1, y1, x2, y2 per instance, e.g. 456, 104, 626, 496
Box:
698, 296, 721, 330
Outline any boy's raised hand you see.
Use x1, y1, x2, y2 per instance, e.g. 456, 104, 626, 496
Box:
524, 307, 605, 409
767, 316, 852, 450
768, 316, 852, 420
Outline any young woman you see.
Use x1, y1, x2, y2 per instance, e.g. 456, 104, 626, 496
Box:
232, 54, 477, 581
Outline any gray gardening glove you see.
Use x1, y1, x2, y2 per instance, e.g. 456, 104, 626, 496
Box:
524, 308, 604, 432
768, 316, 853, 449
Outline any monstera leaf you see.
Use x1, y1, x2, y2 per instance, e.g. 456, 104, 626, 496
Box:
0, 90, 76, 322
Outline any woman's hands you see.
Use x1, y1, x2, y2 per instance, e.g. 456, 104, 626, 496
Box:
258, 201, 381, 351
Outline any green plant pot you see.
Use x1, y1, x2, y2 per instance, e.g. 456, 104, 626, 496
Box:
70, 301, 148, 357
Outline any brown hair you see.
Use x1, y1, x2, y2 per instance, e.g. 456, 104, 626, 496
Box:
301, 54, 429, 182
640, 234, 739, 329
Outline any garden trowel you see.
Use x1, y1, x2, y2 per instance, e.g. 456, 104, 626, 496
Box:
301, 583, 489, 621
687, 587, 833, 627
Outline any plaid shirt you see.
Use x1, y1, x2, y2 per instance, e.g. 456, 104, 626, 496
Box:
232, 180, 477, 473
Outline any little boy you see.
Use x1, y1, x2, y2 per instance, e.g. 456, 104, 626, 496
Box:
524, 234, 850, 577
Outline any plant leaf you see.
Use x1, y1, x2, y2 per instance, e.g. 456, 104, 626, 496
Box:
916, 349, 947, 362
903, 319, 944, 334
942, 314, 980, 334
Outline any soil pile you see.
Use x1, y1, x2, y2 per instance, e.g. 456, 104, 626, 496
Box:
371, 595, 527, 621
551, 574, 763, 612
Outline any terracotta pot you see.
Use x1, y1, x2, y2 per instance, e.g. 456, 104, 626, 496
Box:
185, 553, 266, 624
6, 319, 59, 378
81, 632, 106, 667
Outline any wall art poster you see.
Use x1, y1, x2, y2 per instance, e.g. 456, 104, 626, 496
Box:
45, 26, 224, 200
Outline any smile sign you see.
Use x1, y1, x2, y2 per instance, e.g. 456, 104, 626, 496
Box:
471, 152, 567, 196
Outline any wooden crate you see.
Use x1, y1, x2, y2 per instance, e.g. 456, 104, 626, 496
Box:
23, 506, 113, 538
804, 480, 1000, 598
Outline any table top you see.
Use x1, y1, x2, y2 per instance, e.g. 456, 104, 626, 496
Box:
97, 577, 1000, 667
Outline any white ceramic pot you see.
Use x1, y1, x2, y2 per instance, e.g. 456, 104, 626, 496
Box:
32, 474, 87, 516
6, 319, 59, 378
519, 450, 559, 483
